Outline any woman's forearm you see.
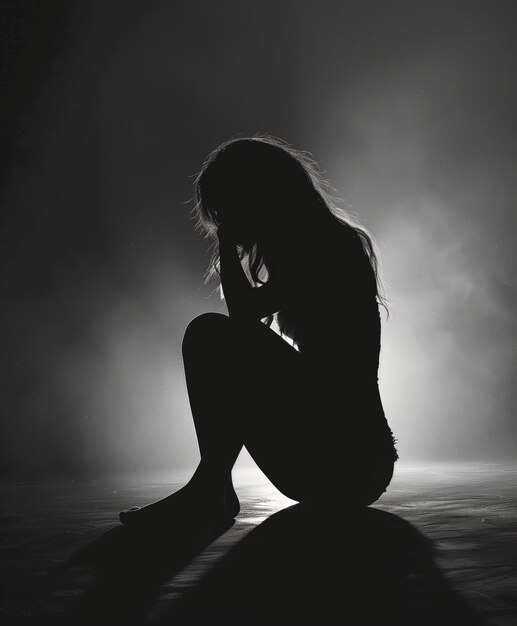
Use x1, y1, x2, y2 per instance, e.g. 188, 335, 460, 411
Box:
218, 232, 253, 318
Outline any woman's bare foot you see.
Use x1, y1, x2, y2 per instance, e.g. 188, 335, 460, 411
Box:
119, 477, 240, 527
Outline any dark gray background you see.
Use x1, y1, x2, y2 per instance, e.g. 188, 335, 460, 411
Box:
2, 1, 515, 479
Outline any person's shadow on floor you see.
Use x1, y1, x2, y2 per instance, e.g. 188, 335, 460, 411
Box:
58, 515, 235, 625
164, 505, 484, 626
60, 505, 483, 626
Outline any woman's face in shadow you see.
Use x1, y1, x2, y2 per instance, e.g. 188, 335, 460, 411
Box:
213, 186, 277, 246
203, 155, 296, 249
214, 199, 256, 244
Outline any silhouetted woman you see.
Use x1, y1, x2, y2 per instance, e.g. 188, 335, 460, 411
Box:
120, 136, 398, 526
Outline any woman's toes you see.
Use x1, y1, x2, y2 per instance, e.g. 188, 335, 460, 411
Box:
119, 506, 141, 523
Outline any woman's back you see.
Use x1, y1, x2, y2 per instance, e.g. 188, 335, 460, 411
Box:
272, 222, 397, 470
276, 223, 380, 379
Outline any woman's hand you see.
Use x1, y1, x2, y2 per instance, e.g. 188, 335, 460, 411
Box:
217, 223, 252, 318
217, 222, 282, 321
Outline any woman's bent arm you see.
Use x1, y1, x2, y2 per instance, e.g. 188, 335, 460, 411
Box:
218, 227, 282, 320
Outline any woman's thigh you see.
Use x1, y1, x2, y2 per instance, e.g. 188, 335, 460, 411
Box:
224, 319, 341, 500
193, 314, 392, 504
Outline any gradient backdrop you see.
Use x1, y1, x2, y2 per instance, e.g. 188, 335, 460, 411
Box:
2, 0, 516, 479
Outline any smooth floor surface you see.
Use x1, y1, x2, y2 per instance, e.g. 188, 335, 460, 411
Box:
1, 463, 516, 625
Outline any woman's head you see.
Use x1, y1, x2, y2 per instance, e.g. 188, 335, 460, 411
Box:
194, 136, 327, 245
193, 135, 388, 311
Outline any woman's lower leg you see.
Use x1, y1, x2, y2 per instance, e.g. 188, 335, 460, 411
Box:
182, 314, 244, 492
119, 313, 243, 524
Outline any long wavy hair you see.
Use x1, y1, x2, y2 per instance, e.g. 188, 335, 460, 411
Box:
192, 135, 388, 320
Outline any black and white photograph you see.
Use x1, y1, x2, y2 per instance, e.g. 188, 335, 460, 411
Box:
1, 1, 516, 625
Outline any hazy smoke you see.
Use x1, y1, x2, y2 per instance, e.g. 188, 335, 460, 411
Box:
2, 1, 515, 479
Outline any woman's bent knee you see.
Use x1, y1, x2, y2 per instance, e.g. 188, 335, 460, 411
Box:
182, 313, 230, 353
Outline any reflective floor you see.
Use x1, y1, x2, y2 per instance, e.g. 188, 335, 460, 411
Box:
1, 463, 516, 625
